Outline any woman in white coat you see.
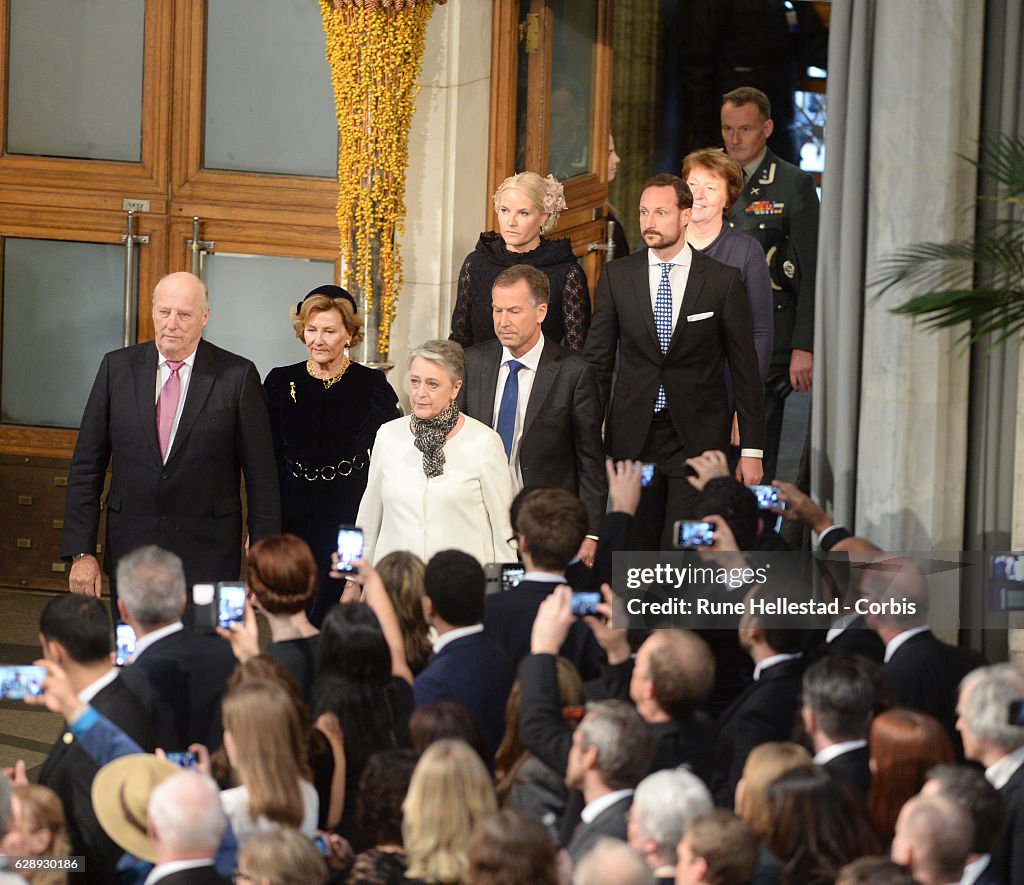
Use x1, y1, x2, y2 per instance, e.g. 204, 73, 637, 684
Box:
357, 339, 516, 567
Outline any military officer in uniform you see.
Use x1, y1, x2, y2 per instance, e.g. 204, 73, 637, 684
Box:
721, 86, 820, 482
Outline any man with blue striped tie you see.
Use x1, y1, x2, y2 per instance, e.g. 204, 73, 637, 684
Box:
583, 173, 765, 550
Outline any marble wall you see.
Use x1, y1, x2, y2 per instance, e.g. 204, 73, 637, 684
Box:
855, 0, 985, 552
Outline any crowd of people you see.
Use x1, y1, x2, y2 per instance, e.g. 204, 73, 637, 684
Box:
0, 87, 1010, 885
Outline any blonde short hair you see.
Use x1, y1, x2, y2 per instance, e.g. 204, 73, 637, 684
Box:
237, 827, 328, 885
291, 294, 365, 347
403, 740, 497, 883
493, 172, 567, 234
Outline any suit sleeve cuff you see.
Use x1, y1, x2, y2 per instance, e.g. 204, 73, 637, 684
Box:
818, 525, 851, 551
740, 449, 764, 459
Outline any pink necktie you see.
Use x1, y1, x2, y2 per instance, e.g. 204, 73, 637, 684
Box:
156, 360, 184, 459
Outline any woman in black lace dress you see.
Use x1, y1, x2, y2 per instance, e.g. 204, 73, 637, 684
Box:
449, 172, 590, 353
264, 285, 399, 626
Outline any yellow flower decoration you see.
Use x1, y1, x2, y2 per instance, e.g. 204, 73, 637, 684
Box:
320, 0, 446, 357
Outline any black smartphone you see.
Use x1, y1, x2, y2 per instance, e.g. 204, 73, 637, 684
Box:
750, 484, 786, 511
571, 591, 602, 617
640, 463, 656, 487
217, 582, 246, 630
115, 623, 137, 667
0, 665, 46, 700
336, 525, 364, 574
166, 751, 199, 769
500, 564, 525, 592
673, 520, 716, 549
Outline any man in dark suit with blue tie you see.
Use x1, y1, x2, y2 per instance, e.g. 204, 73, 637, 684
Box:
461, 264, 606, 565
583, 173, 765, 550
414, 549, 515, 756
61, 271, 280, 608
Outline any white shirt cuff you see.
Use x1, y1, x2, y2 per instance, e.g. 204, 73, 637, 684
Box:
739, 449, 764, 459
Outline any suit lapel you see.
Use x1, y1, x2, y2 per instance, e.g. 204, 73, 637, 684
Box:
133, 343, 162, 463
473, 341, 502, 426
667, 252, 707, 355
629, 257, 661, 352
166, 339, 214, 465
523, 341, 559, 436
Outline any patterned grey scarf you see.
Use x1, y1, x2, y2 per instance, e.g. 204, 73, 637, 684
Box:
411, 399, 460, 478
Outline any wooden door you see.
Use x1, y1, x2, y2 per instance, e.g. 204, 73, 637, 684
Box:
489, 0, 615, 302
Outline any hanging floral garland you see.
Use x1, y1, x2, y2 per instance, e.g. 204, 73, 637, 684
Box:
319, 0, 445, 359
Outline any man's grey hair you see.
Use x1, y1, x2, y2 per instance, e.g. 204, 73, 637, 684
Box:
959, 663, 1024, 753
572, 838, 654, 885
632, 769, 712, 859
407, 339, 465, 385
579, 700, 655, 792
148, 771, 226, 857
116, 546, 187, 628
802, 655, 876, 742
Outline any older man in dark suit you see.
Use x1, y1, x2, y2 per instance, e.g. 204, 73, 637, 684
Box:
61, 271, 280, 607
115, 546, 236, 753
584, 173, 764, 550
460, 263, 606, 565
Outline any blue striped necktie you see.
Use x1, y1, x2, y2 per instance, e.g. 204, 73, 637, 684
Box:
654, 262, 674, 411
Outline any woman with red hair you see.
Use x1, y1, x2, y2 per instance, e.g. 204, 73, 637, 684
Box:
867, 708, 955, 842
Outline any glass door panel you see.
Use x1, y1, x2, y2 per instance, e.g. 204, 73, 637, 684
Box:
203, 0, 336, 177
202, 252, 337, 380
548, 0, 597, 181
2, 238, 128, 428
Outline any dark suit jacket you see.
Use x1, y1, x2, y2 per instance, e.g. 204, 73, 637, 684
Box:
460, 336, 607, 534
38, 675, 155, 885
714, 655, 806, 804
884, 629, 986, 751
727, 148, 820, 356
61, 338, 280, 587
148, 864, 229, 884
821, 616, 885, 663
413, 630, 515, 756
483, 579, 605, 681
567, 794, 633, 865
583, 247, 764, 469
991, 762, 1024, 884
119, 628, 237, 751
821, 744, 871, 798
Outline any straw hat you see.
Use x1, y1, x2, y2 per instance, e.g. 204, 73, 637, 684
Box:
91, 754, 179, 863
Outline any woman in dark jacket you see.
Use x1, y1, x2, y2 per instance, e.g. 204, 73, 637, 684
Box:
264, 285, 399, 625
449, 171, 590, 353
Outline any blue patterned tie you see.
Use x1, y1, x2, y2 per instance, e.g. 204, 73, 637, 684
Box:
654, 262, 674, 411
496, 360, 524, 460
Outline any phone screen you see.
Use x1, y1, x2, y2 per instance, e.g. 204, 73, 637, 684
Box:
640, 463, 655, 487
217, 583, 246, 629
115, 623, 137, 667
500, 565, 525, 592
166, 751, 199, 769
750, 485, 785, 511
674, 521, 716, 549
336, 525, 364, 574
571, 591, 602, 617
0, 665, 46, 700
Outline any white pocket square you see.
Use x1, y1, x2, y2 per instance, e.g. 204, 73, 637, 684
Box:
687, 311, 714, 322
